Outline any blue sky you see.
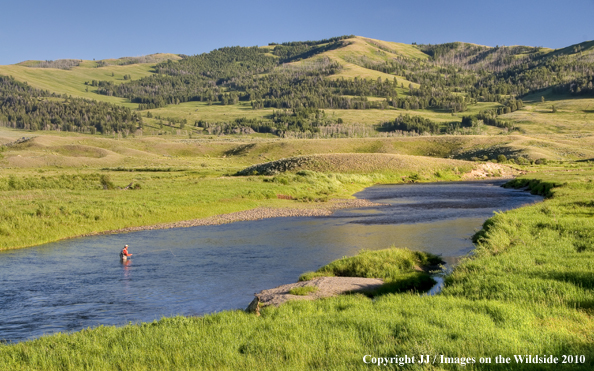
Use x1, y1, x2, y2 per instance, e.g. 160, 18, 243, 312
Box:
1, 0, 592, 65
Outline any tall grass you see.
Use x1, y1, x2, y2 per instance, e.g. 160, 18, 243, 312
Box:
1, 166, 594, 369
0, 166, 594, 370
0, 170, 339, 250
299, 247, 441, 280
299, 247, 443, 295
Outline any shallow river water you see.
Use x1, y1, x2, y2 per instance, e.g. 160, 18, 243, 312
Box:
0, 180, 540, 342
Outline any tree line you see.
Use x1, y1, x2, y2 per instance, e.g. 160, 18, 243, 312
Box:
0, 75, 141, 134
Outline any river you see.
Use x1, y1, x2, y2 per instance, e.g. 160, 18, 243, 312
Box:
0, 180, 540, 342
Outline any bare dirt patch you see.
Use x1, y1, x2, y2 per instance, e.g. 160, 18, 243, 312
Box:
462, 163, 523, 179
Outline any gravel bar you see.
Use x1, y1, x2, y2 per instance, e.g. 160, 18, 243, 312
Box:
84, 198, 381, 237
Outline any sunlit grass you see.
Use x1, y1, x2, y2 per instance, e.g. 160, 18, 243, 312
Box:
289, 286, 319, 296
1, 164, 594, 370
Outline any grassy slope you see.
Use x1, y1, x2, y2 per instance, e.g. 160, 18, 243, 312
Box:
546, 40, 594, 58
502, 91, 594, 134
4, 127, 594, 169
237, 153, 476, 177
0, 63, 156, 108
290, 36, 424, 88
1, 166, 593, 370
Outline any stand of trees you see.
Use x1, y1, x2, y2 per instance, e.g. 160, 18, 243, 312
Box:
378, 114, 440, 134
0, 75, 141, 134
270, 36, 353, 63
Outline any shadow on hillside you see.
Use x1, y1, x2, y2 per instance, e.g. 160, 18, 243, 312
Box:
522, 90, 594, 103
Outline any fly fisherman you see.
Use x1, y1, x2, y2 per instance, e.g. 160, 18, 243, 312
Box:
120, 245, 132, 260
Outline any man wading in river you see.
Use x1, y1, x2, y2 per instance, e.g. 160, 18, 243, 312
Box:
120, 245, 132, 261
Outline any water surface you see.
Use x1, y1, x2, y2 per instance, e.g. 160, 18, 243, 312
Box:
0, 180, 540, 342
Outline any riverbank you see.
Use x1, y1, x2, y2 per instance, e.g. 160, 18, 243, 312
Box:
2, 164, 592, 370
82, 198, 382, 236
0, 160, 518, 251
247, 248, 443, 311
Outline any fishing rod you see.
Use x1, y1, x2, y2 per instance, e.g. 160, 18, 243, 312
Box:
129, 248, 177, 257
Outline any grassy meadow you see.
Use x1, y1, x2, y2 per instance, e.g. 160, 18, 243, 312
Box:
1, 166, 593, 370
501, 93, 594, 134
1, 123, 592, 252
142, 100, 504, 127
0, 62, 158, 108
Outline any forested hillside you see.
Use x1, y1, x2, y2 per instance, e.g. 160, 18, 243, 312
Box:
1, 36, 593, 137
0, 76, 141, 134
95, 37, 593, 114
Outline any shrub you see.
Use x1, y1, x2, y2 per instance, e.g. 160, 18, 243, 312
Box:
99, 175, 115, 190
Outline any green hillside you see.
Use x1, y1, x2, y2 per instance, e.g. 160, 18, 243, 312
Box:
0, 63, 154, 107
1, 35, 593, 139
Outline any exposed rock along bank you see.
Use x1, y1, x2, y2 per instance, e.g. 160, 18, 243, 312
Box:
246, 276, 385, 314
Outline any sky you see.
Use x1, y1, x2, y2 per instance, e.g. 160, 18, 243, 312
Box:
1, 0, 593, 65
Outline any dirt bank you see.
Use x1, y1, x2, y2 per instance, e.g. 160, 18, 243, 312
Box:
462, 162, 524, 179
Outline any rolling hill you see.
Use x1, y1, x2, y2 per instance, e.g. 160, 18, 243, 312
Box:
0, 35, 593, 147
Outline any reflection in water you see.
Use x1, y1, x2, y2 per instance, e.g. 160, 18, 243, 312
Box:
0, 180, 540, 342
121, 259, 132, 291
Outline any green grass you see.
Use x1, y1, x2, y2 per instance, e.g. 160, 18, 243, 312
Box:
0, 168, 365, 250
299, 247, 442, 295
299, 248, 442, 281
289, 286, 319, 296
501, 92, 594, 134
1, 166, 594, 370
238, 153, 475, 176
0, 63, 157, 108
